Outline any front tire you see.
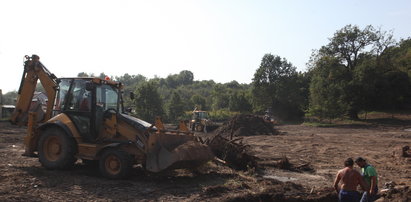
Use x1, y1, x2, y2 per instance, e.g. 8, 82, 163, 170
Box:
99, 149, 132, 179
38, 127, 77, 169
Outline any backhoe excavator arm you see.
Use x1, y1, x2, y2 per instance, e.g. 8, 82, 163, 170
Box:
10, 55, 59, 125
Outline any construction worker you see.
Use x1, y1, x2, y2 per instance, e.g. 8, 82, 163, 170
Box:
355, 157, 379, 202
334, 158, 369, 202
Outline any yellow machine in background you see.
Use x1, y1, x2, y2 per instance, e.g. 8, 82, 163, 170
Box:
189, 109, 213, 133
11, 55, 213, 179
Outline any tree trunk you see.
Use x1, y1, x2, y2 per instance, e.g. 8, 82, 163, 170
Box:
348, 109, 359, 120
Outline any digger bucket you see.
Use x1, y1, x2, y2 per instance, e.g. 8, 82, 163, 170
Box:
145, 123, 214, 172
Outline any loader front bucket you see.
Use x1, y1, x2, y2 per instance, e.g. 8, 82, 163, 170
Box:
145, 132, 214, 172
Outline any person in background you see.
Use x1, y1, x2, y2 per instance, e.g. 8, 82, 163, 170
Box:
355, 157, 379, 202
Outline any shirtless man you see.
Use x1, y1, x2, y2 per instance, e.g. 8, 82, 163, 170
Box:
334, 158, 369, 202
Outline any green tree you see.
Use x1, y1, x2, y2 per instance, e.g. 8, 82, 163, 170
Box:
229, 91, 252, 113
309, 24, 396, 119
191, 94, 207, 110
2, 91, 18, 105
166, 91, 185, 121
162, 70, 194, 88
320, 25, 379, 70
177, 70, 194, 85
211, 84, 229, 110
308, 57, 349, 119
165, 74, 178, 88
376, 71, 409, 110
225, 80, 242, 89
133, 81, 164, 122
115, 73, 146, 87
115, 73, 147, 108
252, 53, 306, 120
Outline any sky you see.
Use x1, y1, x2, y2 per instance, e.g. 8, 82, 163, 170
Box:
0, 0, 410, 93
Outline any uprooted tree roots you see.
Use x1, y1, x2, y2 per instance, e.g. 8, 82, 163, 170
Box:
204, 114, 280, 171
206, 135, 258, 171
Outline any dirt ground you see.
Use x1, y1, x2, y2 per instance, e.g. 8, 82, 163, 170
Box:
0, 115, 410, 201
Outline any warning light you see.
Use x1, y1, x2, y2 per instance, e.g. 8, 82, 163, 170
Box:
104, 76, 110, 81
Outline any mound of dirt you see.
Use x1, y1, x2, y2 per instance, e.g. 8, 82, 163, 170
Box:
215, 114, 278, 139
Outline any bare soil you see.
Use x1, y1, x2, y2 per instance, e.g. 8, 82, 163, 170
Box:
0, 114, 410, 201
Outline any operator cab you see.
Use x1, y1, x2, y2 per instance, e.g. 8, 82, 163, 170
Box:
53, 77, 123, 142
193, 111, 208, 120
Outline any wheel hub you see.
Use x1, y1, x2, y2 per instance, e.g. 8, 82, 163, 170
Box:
106, 155, 121, 174
44, 136, 62, 161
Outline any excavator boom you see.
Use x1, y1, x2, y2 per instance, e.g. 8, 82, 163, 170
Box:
10, 55, 58, 125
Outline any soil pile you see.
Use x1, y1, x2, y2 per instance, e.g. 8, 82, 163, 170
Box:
215, 114, 278, 139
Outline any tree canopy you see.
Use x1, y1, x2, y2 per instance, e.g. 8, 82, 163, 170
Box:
252, 54, 308, 120
309, 25, 410, 119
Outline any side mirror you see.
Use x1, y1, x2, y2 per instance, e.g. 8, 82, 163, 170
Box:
130, 92, 135, 100
85, 82, 95, 91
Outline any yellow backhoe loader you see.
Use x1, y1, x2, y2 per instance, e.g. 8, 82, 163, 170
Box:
11, 55, 213, 179
189, 109, 213, 133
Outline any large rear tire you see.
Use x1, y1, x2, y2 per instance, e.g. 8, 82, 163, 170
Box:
99, 149, 132, 179
38, 127, 77, 169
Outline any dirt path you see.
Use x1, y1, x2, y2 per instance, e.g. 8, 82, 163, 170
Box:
0, 121, 410, 201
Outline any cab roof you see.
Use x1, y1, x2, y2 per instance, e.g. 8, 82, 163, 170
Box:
59, 77, 123, 88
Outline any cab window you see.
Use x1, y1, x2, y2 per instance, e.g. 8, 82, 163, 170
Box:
96, 84, 119, 112
66, 80, 91, 111
54, 79, 72, 111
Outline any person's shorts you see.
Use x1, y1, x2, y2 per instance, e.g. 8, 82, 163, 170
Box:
339, 190, 360, 202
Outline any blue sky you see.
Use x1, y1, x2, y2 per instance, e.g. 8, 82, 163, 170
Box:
0, 0, 410, 93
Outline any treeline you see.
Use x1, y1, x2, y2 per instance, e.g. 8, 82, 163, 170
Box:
113, 71, 253, 122
2, 24, 410, 123
118, 25, 410, 123
308, 25, 411, 120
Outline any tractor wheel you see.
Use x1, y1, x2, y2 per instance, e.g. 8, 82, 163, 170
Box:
99, 149, 132, 179
38, 127, 77, 169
